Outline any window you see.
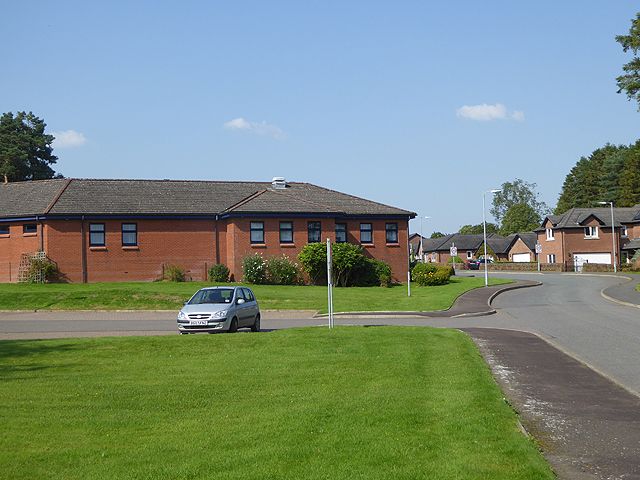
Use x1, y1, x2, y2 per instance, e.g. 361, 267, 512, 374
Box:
622, 226, 628, 237
360, 223, 373, 244
547, 254, 556, 263
385, 223, 398, 243
23, 224, 37, 234
0, 225, 9, 235
250, 222, 264, 244
335, 223, 347, 243
467, 251, 473, 259
546, 228, 554, 240
242, 288, 255, 302
89, 223, 105, 246
279, 221, 293, 244
584, 226, 598, 238
122, 223, 138, 246
308, 222, 321, 243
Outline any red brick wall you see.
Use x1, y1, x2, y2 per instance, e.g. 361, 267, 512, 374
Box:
0, 222, 42, 282
226, 218, 409, 282
508, 238, 534, 261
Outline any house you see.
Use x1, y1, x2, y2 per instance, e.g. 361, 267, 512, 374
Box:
537, 205, 640, 269
0, 178, 416, 283
410, 232, 537, 264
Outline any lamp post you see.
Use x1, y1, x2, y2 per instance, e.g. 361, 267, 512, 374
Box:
482, 189, 501, 287
598, 201, 617, 273
420, 216, 431, 262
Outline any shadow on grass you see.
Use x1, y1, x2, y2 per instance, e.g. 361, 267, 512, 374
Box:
0, 340, 80, 377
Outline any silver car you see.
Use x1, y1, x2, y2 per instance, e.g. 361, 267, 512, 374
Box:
177, 286, 260, 334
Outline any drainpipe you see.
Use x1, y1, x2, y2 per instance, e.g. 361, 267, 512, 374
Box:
36, 215, 44, 252
81, 216, 87, 283
214, 214, 220, 264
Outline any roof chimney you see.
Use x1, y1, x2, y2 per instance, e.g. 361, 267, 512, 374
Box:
271, 177, 287, 190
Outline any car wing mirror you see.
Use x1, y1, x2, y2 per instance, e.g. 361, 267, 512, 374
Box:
237, 298, 245, 305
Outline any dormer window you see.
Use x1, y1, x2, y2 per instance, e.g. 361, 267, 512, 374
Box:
584, 226, 598, 238
546, 228, 554, 240
622, 226, 628, 237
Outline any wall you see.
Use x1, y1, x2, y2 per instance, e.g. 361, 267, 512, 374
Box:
0, 222, 42, 282
508, 237, 535, 261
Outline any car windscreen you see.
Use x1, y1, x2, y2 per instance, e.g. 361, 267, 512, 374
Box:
189, 288, 234, 304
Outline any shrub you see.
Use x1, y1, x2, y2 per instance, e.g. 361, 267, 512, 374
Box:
164, 264, 185, 282
332, 243, 367, 287
298, 243, 327, 285
411, 263, 451, 286
265, 255, 300, 285
242, 254, 267, 284
371, 259, 392, 287
25, 256, 59, 283
208, 264, 230, 282
447, 256, 464, 265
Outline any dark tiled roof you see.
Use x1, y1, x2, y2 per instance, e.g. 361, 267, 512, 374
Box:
622, 239, 640, 251
0, 179, 69, 217
516, 232, 538, 250
542, 206, 640, 230
0, 179, 415, 219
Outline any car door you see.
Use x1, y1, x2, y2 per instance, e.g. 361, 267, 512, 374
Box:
243, 288, 258, 322
235, 288, 250, 326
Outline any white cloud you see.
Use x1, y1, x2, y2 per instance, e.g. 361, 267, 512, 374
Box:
223, 117, 286, 140
52, 130, 87, 148
456, 103, 524, 122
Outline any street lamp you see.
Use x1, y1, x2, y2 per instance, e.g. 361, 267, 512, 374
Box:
420, 216, 431, 262
598, 201, 617, 273
483, 189, 501, 287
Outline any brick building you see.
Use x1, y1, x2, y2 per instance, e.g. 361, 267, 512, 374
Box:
0, 178, 415, 283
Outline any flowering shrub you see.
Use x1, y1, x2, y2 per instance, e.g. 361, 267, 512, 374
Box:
266, 255, 300, 285
411, 263, 451, 286
242, 254, 267, 284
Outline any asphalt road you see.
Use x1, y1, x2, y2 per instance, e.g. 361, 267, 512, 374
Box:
1, 273, 639, 394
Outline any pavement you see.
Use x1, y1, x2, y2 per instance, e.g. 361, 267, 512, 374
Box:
601, 273, 640, 308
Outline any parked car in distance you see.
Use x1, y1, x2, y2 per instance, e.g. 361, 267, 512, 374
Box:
177, 286, 260, 334
467, 257, 494, 270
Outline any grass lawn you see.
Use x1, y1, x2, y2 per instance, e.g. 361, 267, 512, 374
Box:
0, 276, 510, 312
0, 327, 553, 479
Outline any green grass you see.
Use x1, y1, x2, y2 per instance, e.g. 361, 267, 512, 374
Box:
0, 277, 510, 312
0, 328, 553, 479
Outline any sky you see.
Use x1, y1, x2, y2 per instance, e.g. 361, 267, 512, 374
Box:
1, 1, 639, 235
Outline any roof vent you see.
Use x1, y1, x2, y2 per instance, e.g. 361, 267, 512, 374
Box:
271, 177, 287, 189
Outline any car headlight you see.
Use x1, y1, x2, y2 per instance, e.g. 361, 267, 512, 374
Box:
177, 311, 187, 320
213, 310, 228, 318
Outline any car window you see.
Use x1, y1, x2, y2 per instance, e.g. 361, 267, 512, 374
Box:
243, 288, 254, 302
235, 288, 246, 301
189, 288, 234, 304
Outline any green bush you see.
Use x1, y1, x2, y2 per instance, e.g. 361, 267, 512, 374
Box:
411, 263, 451, 286
332, 243, 367, 287
208, 264, 230, 282
242, 254, 267, 284
447, 256, 464, 265
164, 264, 185, 282
371, 259, 393, 287
266, 255, 300, 285
25, 257, 59, 283
298, 243, 327, 285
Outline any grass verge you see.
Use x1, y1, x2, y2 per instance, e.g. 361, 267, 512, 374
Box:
0, 276, 510, 312
0, 327, 553, 479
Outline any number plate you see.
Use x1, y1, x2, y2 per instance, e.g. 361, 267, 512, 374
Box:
190, 320, 208, 326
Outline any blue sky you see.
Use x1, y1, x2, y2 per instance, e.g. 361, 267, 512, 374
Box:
1, 1, 638, 234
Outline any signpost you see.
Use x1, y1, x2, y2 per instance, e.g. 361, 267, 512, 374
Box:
326, 239, 334, 328
450, 243, 457, 270
535, 243, 542, 272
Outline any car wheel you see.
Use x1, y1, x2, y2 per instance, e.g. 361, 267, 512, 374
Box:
228, 317, 238, 333
251, 314, 260, 332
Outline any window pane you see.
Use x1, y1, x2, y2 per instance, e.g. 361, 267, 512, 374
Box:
23, 224, 37, 234
360, 223, 372, 243
385, 223, 398, 243
308, 222, 321, 243
0, 226, 9, 235
122, 232, 137, 245
335, 223, 346, 243
250, 222, 264, 243
90, 232, 105, 246
280, 222, 293, 243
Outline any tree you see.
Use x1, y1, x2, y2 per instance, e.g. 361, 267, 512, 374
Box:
490, 178, 549, 224
619, 142, 640, 206
430, 231, 447, 238
616, 12, 640, 109
0, 111, 60, 183
459, 223, 498, 235
499, 203, 541, 235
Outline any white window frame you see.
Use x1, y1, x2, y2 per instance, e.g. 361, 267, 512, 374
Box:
622, 226, 628, 237
584, 226, 599, 239
546, 228, 554, 240
466, 251, 473, 259
547, 254, 556, 263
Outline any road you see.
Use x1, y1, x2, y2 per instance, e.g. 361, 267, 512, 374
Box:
1, 273, 639, 393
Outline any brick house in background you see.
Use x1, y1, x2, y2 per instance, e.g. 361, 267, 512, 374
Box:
536, 205, 640, 270
0, 178, 415, 283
